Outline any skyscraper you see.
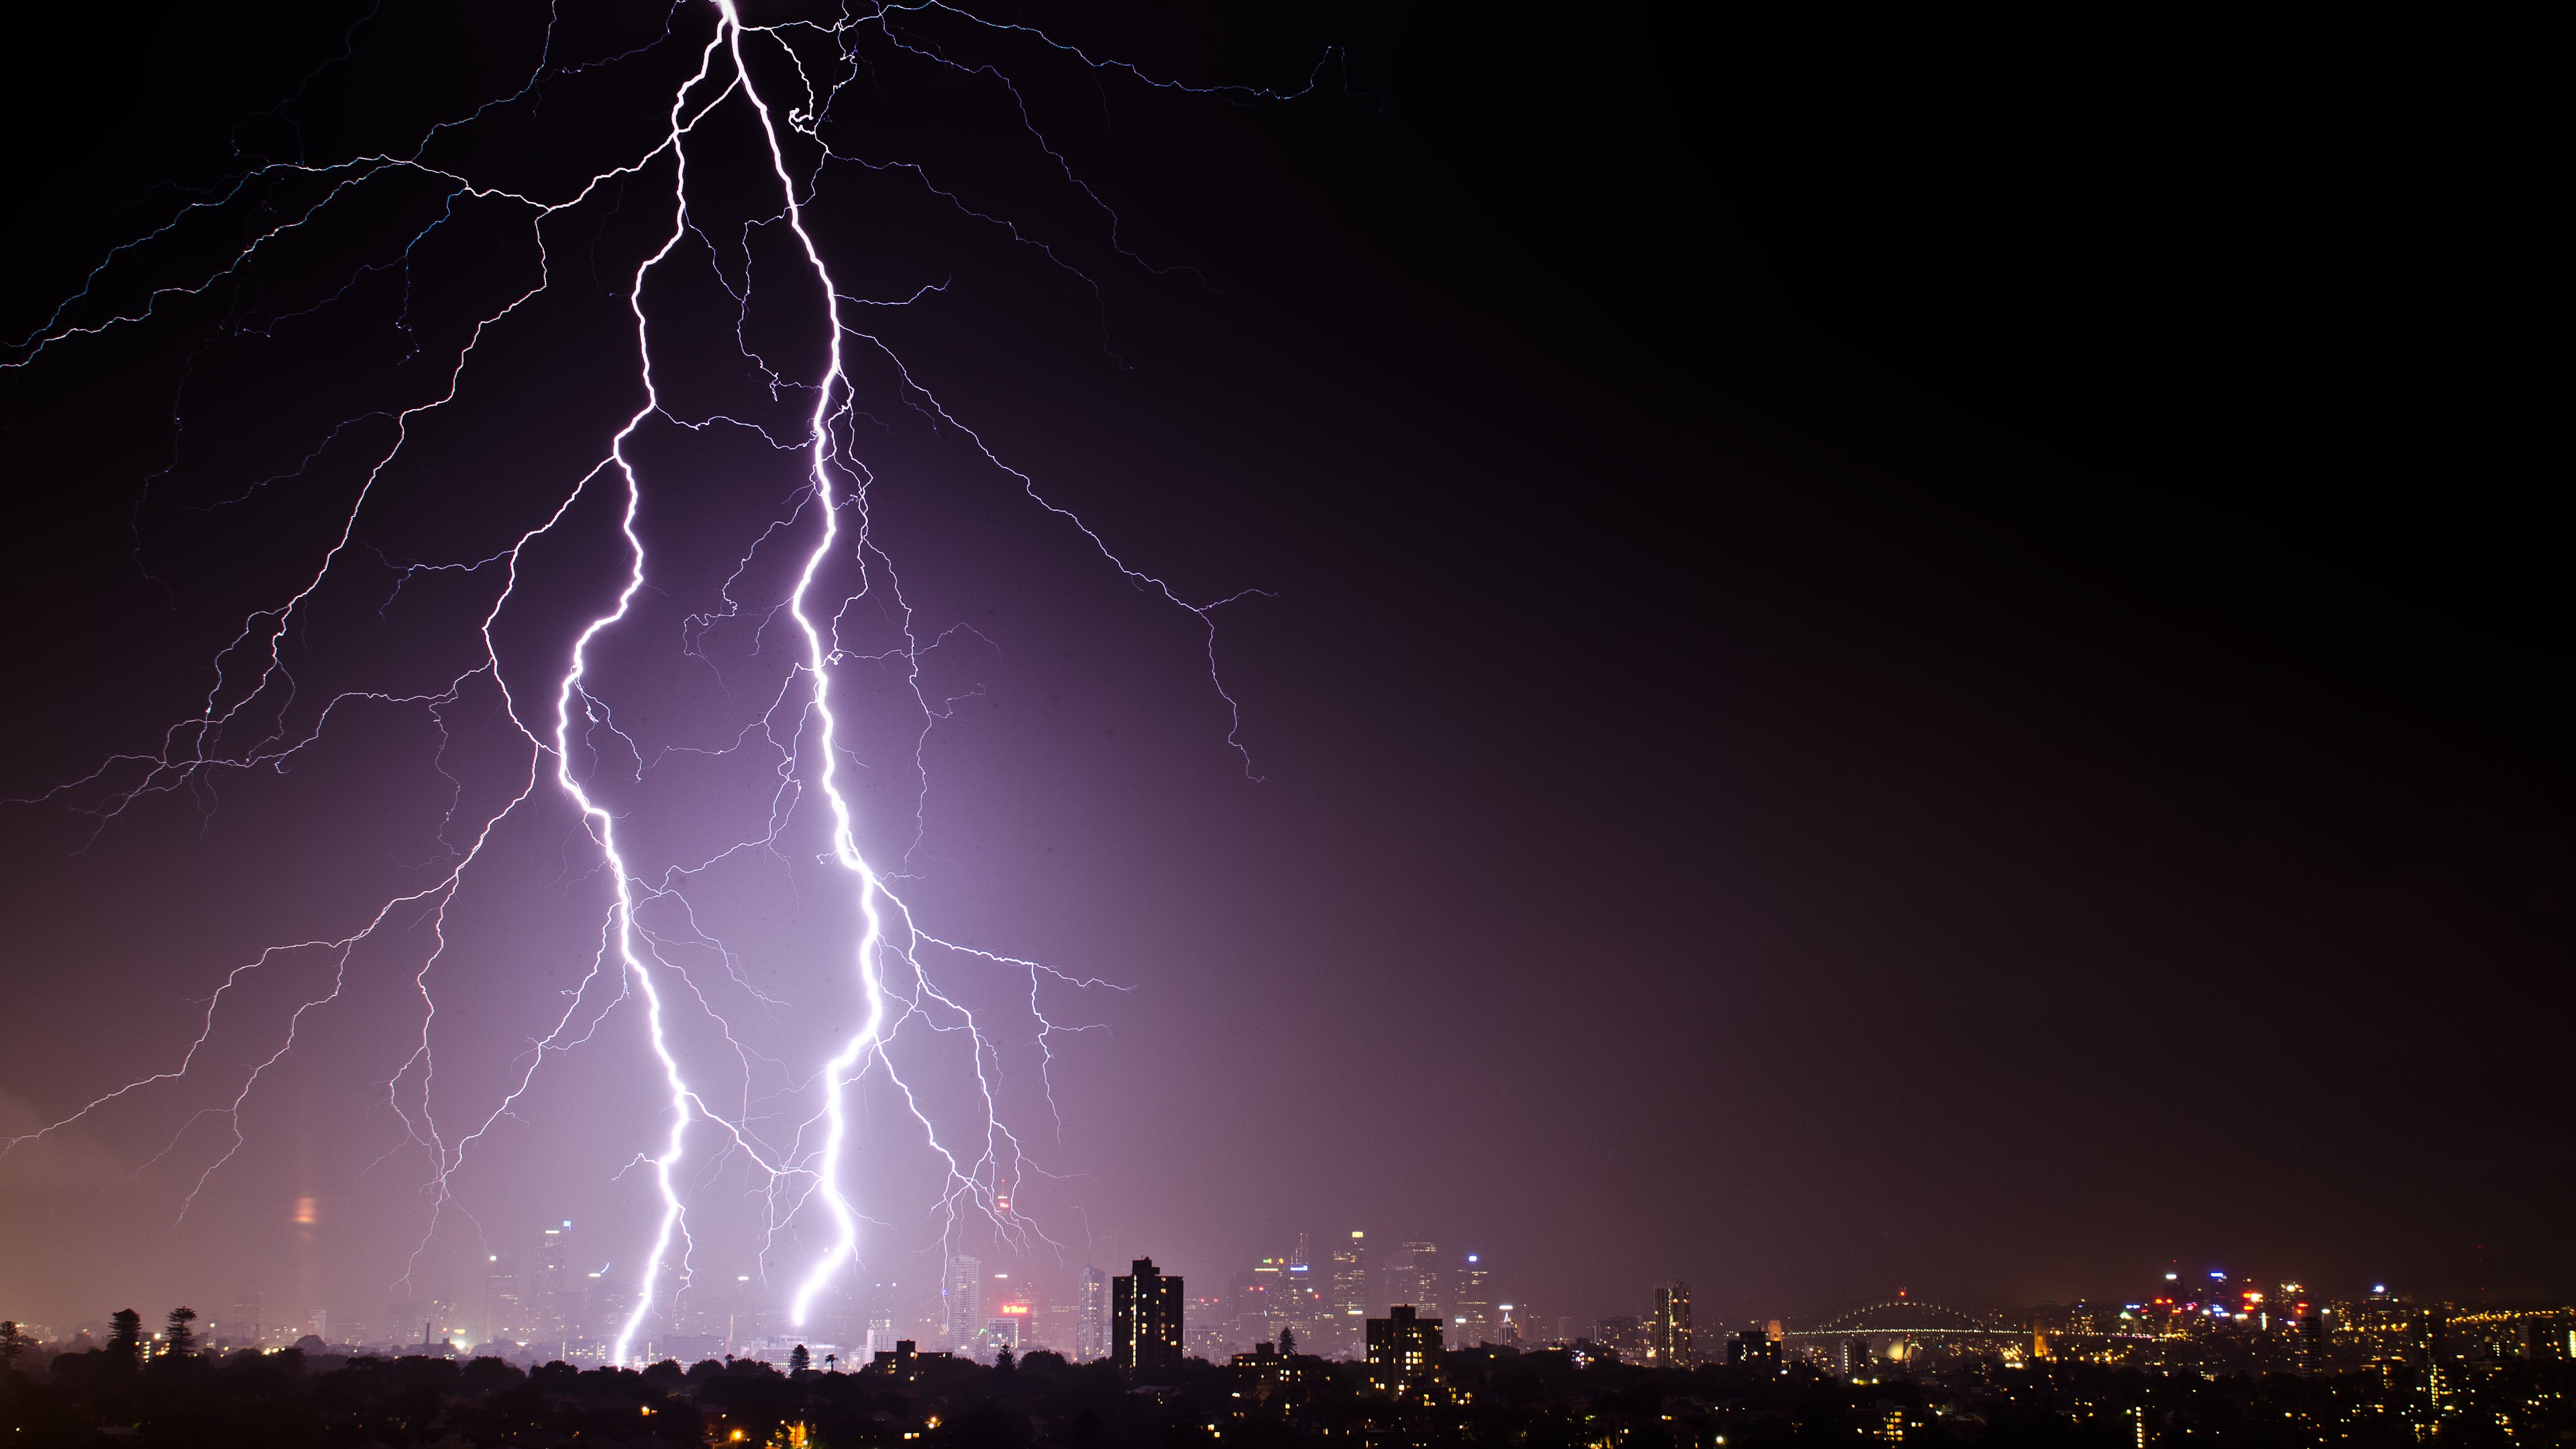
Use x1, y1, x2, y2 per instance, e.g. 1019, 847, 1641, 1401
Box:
1397, 1241, 1442, 1318
943, 1254, 983, 1354
1330, 1232, 1368, 1354
1366, 1304, 1444, 1403
1650, 1282, 1693, 1366
1111, 1258, 1183, 1379
1076, 1265, 1110, 1362
532, 1221, 576, 1352
482, 1252, 521, 1346
1450, 1253, 1494, 1346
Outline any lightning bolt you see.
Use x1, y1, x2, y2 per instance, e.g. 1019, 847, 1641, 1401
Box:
2, 0, 1319, 1363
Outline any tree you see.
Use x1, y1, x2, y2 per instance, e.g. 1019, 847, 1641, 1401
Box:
1279, 1326, 1298, 1356
0, 1320, 29, 1367
107, 1309, 143, 1367
994, 1343, 1016, 1376
787, 1343, 810, 1375
164, 1306, 198, 1358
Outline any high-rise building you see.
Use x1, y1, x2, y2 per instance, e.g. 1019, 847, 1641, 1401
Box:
1112, 1258, 1184, 1379
231, 1289, 266, 1350
482, 1252, 521, 1345
1076, 1265, 1110, 1361
1366, 1304, 1444, 1403
1280, 1234, 1324, 1351
1234, 1256, 1290, 1353
532, 1220, 577, 1351
1398, 1242, 1442, 1318
1330, 1232, 1368, 1355
1451, 1254, 1494, 1346
942, 1255, 984, 1353
1650, 1282, 1693, 1366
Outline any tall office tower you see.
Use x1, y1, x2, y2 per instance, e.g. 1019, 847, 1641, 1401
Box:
1728, 1325, 1780, 1368
851, 1277, 898, 1356
482, 1252, 522, 1344
1844, 1336, 1872, 1378
1366, 1303, 1445, 1403
1398, 1242, 1442, 1318
942, 1255, 985, 1352
1450, 1254, 1494, 1346
532, 1220, 576, 1348
1235, 1257, 1289, 1354
231, 1289, 265, 1348
1650, 1282, 1693, 1366
1281, 1258, 1322, 1350
1076, 1265, 1110, 1361
1330, 1232, 1369, 1354
1111, 1258, 1185, 1379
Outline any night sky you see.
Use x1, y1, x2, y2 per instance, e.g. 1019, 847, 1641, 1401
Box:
0, 1, 2564, 1346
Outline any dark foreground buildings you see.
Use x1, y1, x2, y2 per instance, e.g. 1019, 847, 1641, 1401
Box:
13, 1331, 2576, 1448
1110, 1258, 1183, 1381
1365, 1303, 1445, 1404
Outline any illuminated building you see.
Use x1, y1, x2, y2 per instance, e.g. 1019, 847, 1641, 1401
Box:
1330, 1232, 1368, 1353
1234, 1256, 1287, 1353
1280, 1235, 1324, 1351
2420, 1305, 2455, 1411
983, 1315, 1022, 1356
1650, 1281, 1692, 1366
532, 1220, 577, 1350
1451, 1254, 1494, 1346
1111, 1258, 1185, 1379
942, 1255, 983, 1354
863, 1283, 897, 1358
1366, 1304, 1444, 1403
1845, 1336, 1872, 1379
482, 1252, 521, 1344
1595, 1314, 1645, 1362
1076, 1266, 1110, 1361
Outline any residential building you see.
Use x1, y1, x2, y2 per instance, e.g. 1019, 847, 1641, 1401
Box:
1112, 1258, 1184, 1379
1366, 1304, 1444, 1403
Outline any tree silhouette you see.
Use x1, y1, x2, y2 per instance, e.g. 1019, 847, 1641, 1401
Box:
106, 1309, 142, 1367
994, 1343, 1016, 1376
1280, 1325, 1298, 1356
163, 1307, 197, 1358
787, 1343, 810, 1375
0, 1320, 29, 1367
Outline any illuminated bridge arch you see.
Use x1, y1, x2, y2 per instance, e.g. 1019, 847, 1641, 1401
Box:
1811, 1299, 1984, 1332
1776, 1298, 2015, 1342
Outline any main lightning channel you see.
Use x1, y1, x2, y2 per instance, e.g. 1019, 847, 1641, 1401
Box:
3, 0, 1307, 1368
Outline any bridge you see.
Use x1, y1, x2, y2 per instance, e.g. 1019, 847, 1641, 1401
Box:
1777, 1298, 2019, 1342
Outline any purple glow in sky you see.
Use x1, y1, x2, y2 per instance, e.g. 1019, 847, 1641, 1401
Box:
1, 2, 1288, 1355
2, 0, 2567, 1350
